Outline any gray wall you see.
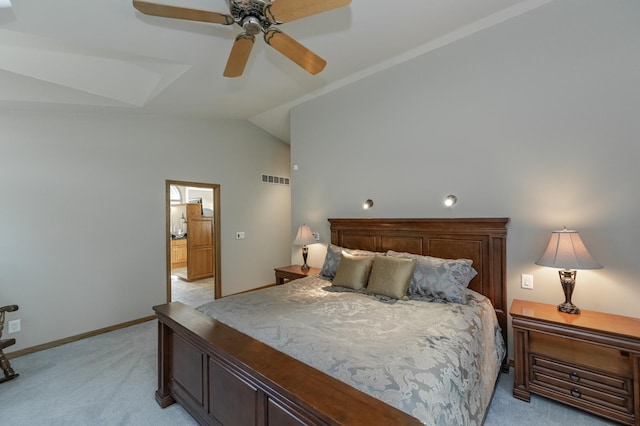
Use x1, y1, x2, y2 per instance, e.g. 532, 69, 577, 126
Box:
1, 110, 291, 352
290, 0, 640, 356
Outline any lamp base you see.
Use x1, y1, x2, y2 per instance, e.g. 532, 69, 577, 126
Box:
557, 302, 581, 315
300, 246, 310, 271
557, 269, 580, 315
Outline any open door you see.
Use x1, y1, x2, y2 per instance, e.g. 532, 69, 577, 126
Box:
166, 180, 221, 303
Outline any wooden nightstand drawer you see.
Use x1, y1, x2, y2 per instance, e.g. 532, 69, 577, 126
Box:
532, 356, 632, 395
530, 355, 634, 415
530, 331, 633, 377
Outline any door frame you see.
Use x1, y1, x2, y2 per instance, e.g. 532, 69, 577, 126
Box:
166, 180, 221, 301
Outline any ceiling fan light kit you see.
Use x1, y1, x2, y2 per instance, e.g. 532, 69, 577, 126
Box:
132, 0, 351, 77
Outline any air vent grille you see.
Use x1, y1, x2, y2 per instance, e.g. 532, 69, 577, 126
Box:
261, 174, 290, 186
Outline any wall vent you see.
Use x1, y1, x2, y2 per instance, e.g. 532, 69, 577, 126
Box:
261, 174, 290, 186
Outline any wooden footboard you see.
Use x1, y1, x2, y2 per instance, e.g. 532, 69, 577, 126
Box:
154, 302, 422, 426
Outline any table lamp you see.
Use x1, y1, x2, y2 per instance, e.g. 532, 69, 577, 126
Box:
535, 227, 602, 314
293, 225, 317, 271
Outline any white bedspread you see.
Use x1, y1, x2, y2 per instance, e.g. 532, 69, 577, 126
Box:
197, 275, 505, 425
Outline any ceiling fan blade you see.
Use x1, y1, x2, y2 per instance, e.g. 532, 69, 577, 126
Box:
264, 29, 326, 75
224, 34, 255, 78
132, 0, 234, 25
266, 0, 351, 23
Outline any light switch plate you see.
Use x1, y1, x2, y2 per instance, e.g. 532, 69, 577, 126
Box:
8, 319, 20, 333
521, 274, 534, 290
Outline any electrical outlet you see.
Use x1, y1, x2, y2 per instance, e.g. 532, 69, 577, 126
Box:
236, 231, 245, 239
8, 319, 21, 334
312, 232, 320, 241
521, 274, 534, 290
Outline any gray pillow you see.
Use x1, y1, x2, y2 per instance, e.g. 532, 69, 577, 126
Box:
332, 254, 374, 290
386, 250, 477, 304
320, 244, 342, 279
320, 244, 377, 279
366, 254, 415, 300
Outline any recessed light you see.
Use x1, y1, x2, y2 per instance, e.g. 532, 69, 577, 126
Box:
444, 195, 457, 207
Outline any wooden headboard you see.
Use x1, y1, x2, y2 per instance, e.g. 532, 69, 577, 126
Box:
329, 218, 509, 350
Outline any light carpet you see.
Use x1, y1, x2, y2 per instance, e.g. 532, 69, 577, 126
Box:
0, 320, 616, 425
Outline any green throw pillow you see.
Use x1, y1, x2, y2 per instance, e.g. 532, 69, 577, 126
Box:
366, 254, 416, 300
332, 254, 375, 290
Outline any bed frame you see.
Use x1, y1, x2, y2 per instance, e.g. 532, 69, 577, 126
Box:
154, 218, 509, 425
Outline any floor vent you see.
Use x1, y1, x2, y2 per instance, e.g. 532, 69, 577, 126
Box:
261, 174, 290, 186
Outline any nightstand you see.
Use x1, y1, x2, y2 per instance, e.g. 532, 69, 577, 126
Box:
274, 265, 321, 285
510, 299, 640, 425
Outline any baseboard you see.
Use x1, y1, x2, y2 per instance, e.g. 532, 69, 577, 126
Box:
7, 315, 156, 360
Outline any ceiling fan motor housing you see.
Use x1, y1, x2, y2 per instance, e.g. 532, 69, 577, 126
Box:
229, 0, 273, 33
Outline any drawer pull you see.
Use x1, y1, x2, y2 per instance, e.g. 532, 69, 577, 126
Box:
571, 388, 581, 398
569, 372, 580, 382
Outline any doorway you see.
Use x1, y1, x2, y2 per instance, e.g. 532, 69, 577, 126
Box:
166, 180, 221, 305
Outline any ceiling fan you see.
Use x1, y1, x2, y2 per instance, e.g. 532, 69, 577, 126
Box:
132, 0, 351, 77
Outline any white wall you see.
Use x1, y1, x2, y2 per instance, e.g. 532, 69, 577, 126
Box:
290, 0, 640, 356
0, 109, 291, 352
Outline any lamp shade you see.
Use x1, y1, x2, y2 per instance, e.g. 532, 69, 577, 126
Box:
293, 225, 316, 246
535, 228, 602, 270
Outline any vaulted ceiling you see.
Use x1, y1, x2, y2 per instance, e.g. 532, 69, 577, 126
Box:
0, 0, 551, 142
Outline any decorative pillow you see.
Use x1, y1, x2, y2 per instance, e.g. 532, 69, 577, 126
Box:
366, 254, 416, 300
319, 244, 342, 279
332, 254, 375, 290
320, 244, 377, 279
386, 250, 478, 304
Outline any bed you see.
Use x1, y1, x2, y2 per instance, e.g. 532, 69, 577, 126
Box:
154, 218, 509, 425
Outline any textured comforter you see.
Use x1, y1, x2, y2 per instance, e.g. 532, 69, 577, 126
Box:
197, 275, 505, 425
